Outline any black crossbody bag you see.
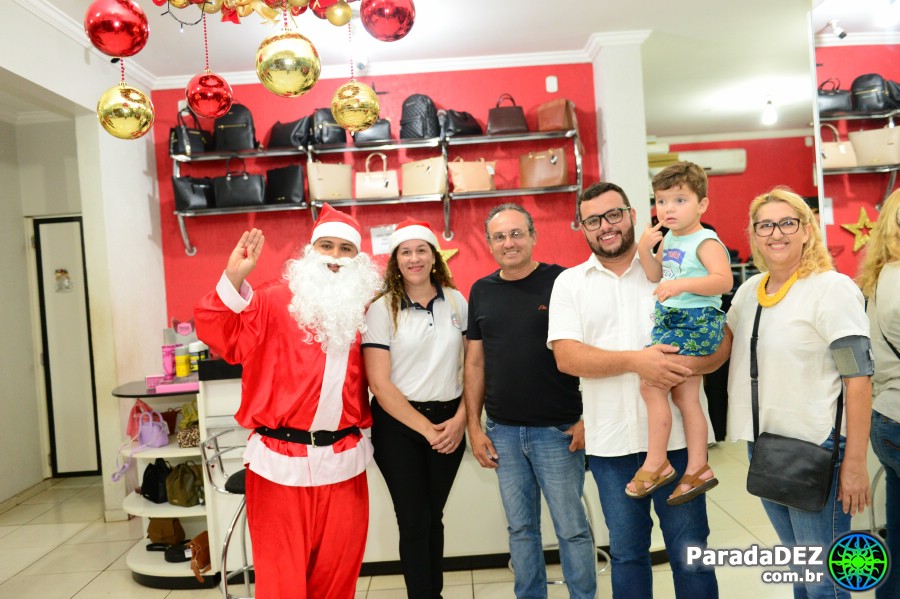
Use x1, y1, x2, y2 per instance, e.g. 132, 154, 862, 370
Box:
745, 303, 842, 512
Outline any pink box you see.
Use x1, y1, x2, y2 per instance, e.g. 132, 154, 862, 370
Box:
153, 380, 199, 394
145, 374, 165, 389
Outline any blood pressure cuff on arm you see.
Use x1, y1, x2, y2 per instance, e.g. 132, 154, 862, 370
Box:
830, 335, 875, 377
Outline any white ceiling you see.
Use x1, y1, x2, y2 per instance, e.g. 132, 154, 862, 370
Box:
7, 0, 900, 138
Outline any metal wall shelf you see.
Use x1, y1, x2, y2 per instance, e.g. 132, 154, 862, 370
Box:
171, 129, 582, 253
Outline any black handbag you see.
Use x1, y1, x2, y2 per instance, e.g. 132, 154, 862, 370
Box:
745, 304, 841, 512
486, 93, 529, 135
851, 73, 895, 113
353, 118, 392, 144
399, 94, 440, 139
265, 164, 305, 205
213, 157, 265, 208
268, 116, 312, 149
439, 109, 482, 138
141, 458, 172, 504
213, 103, 259, 151
313, 108, 347, 145
172, 176, 214, 211
169, 109, 209, 156
817, 78, 852, 115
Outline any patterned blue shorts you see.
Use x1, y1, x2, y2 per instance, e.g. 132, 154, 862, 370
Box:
649, 303, 725, 356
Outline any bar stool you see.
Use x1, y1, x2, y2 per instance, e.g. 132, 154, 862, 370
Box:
201, 429, 253, 599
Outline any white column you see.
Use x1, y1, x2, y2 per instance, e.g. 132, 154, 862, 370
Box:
586, 32, 653, 230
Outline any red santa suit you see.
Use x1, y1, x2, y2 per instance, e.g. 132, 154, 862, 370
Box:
195, 259, 373, 596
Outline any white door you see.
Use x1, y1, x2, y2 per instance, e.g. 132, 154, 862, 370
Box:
33, 217, 99, 475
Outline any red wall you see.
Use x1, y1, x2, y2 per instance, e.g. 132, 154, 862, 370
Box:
152, 64, 600, 321
669, 137, 817, 263
816, 44, 900, 277
152, 63, 820, 321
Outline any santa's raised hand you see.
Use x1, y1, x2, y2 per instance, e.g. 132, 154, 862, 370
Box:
225, 228, 265, 291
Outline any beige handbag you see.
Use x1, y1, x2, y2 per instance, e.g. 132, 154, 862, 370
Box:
355, 152, 399, 199
820, 124, 858, 169
849, 125, 900, 166
519, 147, 568, 188
401, 156, 447, 196
308, 161, 352, 201
447, 157, 496, 193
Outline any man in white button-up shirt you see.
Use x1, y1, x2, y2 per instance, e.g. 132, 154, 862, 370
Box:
548, 182, 729, 599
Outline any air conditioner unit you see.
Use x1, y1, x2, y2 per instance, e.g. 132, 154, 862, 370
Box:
648, 148, 747, 176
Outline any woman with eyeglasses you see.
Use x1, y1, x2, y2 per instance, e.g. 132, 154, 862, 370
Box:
361, 218, 467, 599
856, 189, 900, 599
725, 186, 872, 599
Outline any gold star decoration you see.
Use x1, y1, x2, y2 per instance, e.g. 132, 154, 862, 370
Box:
840, 207, 876, 253
438, 247, 459, 264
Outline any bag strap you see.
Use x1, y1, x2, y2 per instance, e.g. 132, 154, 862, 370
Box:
819, 78, 840, 92
874, 290, 900, 360
750, 303, 843, 456
820, 123, 841, 142
495, 93, 517, 107
366, 152, 387, 173
225, 156, 248, 177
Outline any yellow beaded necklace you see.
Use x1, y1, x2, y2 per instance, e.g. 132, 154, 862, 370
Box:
756, 271, 800, 307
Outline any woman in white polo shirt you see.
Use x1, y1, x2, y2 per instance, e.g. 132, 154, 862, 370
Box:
362, 218, 467, 599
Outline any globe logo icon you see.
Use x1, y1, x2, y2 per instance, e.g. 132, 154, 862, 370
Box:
828, 532, 889, 591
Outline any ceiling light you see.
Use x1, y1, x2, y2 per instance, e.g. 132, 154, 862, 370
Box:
761, 99, 777, 126
827, 19, 847, 40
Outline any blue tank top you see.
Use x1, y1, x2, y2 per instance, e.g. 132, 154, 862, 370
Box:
660, 228, 728, 310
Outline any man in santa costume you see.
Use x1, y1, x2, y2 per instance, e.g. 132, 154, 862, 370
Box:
195, 204, 382, 598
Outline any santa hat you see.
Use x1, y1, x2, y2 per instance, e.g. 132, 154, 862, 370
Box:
310, 203, 362, 250
388, 218, 438, 253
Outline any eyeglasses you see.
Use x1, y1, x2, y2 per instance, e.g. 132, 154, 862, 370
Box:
580, 207, 630, 231
753, 217, 802, 237
489, 229, 529, 244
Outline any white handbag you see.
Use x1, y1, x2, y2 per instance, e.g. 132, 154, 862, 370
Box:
849, 125, 900, 166
401, 156, 447, 196
819, 123, 857, 169
307, 161, 352, 201
355, 152, 399, 199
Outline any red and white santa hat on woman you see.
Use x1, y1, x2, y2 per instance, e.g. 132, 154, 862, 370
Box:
310, 203, 363, 250
388, 218, 438, 253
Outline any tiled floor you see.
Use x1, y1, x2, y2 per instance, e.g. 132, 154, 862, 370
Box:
0, 442, 877, 598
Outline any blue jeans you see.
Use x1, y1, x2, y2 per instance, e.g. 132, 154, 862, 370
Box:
485, 417, 596, 599
588, 448, 718, 599
748, 434, 849, 599
871, 410, 900, 599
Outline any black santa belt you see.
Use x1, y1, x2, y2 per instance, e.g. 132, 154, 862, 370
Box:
255, 425, 360, 447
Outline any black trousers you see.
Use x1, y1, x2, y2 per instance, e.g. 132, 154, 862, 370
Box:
371, 397, 465, 599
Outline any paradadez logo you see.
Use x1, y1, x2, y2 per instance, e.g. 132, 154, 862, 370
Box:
827, 531, 889, 592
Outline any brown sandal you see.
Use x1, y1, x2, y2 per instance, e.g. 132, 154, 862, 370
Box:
625, 460, 678, 499
666, 464, 718, 506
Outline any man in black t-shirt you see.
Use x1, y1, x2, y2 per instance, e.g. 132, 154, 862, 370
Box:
464, 203, 596, 599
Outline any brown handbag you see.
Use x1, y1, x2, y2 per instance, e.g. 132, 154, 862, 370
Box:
536, 98, 577, 132
189, 530, 211, 582
447, 157, 496, 193
486, 93, 528, 135
519, 148, 568, 188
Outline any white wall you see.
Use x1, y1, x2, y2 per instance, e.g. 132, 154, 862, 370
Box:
0, 4, 167, 516
0, 121, 44, 501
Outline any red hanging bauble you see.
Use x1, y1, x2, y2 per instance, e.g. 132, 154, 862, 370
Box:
290, 5, 308, 16
309, 0, 329, 18
360, 0, 415, 42
186, 72, 233, 119
84, 0, 149, 58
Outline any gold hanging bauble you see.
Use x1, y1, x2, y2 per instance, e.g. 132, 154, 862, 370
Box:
169, 0, 191, 8
326, 1, 352, 26
288, 0, 309, 6
256, 31, 321, 97
96, 83, 155, 140
331, 79, 380, 133
202, 0, 224, 13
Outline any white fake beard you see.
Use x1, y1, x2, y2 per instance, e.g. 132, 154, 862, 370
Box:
284, 245, 382, 353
